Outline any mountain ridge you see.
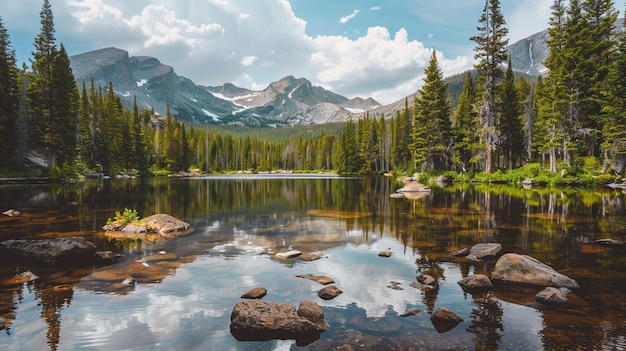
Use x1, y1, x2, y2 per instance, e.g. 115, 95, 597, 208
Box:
69, 28, 549, 127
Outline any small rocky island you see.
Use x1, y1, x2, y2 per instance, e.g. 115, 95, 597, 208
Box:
103, 213, 192, 243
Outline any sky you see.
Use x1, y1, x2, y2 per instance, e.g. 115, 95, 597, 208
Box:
2, 0, 625, 105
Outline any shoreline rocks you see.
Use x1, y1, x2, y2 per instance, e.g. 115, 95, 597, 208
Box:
103, 214, 192, 243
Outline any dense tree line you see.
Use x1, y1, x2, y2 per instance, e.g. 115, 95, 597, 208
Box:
350, 0, 626, 177
2, 0, 626, 179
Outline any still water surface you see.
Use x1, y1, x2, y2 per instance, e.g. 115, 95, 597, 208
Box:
0, 175, 625, 350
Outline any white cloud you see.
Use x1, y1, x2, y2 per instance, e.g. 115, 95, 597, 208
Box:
339, 9, 360, 24
311, 27, 469, 103
370, 6, 381, 11
240, 56, 257, 66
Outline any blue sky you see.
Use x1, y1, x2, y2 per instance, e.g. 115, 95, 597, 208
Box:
3, 0, 624, 104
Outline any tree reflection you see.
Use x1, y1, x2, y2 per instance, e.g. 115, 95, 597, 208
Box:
466, 292, 503, 351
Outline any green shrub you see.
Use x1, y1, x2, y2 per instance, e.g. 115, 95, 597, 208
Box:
107, 208, 140, 226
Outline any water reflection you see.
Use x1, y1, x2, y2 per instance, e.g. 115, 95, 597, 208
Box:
0, 177, 625, 350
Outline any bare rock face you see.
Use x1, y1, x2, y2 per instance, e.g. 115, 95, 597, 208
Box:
430, 307, 463, 333
230, 299, 329, 345
457, 274, 493, 293
466, 243, 502, 261
491, 253, 579, 289
0, 237, 97, 265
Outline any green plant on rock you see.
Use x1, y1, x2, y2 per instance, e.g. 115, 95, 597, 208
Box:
107, 208, 140, 226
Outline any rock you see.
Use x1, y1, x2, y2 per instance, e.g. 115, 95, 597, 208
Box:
450, 248, 470, 257
0, 237, 97, 265
390, 193, 405, 198
387, 281, 403, 290
241, 287, 267, 299
457, 274, 493, 293
400, 308, 420, 317
296, 274, 335, 285
318, 285, 343, 300
103, 214, 190, 234
466, 243, 502, 261
230, 299, 329, 344
2, 209, 20, 217
594, 238, 624, 246
491, 253, 579, 289
430, 307, 463, 333
299, 252, 322, 261
276, 250, 302, 259
417, 274, 437, 286
378, 251, 392, 257
536, 287, 572, 305
0, 316, 6, 330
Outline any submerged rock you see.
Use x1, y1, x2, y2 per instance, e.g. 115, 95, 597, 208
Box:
2, 209, 20, 217
230, 299, 329, 345
430, 307, 463, 333
0, 271, 39, 287
491, 253, 579, 289
536, 287, 572, 305
378, 250, 392, 257
0, 237, 97, 265
296, 274, 335, 285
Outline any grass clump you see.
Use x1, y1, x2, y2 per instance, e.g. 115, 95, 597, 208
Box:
107, 208, 140, 226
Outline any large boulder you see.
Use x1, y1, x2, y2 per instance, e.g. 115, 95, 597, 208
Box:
0, 237, 97, 265
466, 243, 502, 261
491, 253, 579, 289
230, 299, 329, 345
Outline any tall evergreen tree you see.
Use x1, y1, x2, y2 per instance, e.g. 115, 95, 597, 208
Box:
497, 56, 525, 169
0, 16, 19, 165
597, 13, 626, 173
453, 72, 480, 171
411, 50, 453, 170
470, 0, 509, 173
28, 0, 78, 167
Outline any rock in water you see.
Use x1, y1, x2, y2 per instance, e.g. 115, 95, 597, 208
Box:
466, 243, 502, 261
241, 287, 267, 299
491, 253, 579, 289
457, 274, 493, 293
318, 285, 343, 300
0, 237, 97, 265
230, 299, 329, 345
430, 307, 463, 333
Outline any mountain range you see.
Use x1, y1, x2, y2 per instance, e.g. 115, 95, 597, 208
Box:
69, 29, 548, 127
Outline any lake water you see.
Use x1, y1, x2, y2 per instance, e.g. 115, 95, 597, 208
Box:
1, 175, 625, 350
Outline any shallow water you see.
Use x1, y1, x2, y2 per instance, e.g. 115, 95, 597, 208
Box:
0, 176, 625, 350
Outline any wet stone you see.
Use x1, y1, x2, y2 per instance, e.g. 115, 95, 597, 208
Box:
241, 287, 267, 299
378, 251, 392, 257
400, 308, 420, 317
430, 307, 463, 333
296, 274, 335, 285
318, 285, 343, 300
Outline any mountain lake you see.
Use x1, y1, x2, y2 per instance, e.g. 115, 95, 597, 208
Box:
0, 175, 625, 350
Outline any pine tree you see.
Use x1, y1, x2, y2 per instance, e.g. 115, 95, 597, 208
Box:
597, 13, 626, 173
453, 72, 480, 171
497, 56, 525, 169
470, 0, 509, 173
28, 0, 79, 167
411, 50, 453, 171
0, 16, 19, 165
